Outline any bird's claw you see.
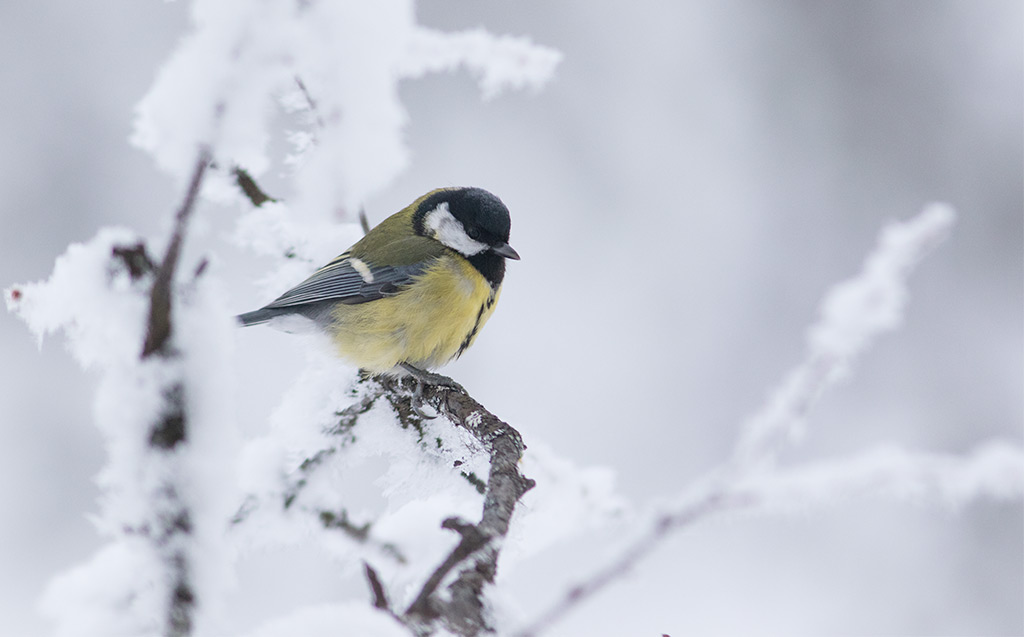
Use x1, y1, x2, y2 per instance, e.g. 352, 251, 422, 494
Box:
399, 363, 463, 419
410, 380, 438, 419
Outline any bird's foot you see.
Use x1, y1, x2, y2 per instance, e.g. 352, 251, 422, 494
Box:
399, 363, 464, 392
399, 364, 464, 419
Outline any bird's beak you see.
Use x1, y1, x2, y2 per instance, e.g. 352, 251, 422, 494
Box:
491, 241, 521, 260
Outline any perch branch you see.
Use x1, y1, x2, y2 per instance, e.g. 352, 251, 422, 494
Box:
230, 350, 529, 635
262, 371, 532, 635
374, 375, 534, 636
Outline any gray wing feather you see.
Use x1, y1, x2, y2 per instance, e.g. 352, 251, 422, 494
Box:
262, 255, 427, 309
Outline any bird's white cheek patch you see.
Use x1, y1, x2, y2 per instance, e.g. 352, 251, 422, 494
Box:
349, 257, 374, 283
425, 202, 488, 256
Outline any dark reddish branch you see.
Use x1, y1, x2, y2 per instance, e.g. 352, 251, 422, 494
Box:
279, 373, 533, 636
133, 148, 211, 637
142, 148, 211, 360
364, 561, 391, 611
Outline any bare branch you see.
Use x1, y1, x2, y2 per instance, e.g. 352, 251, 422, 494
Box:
112, 243, 156, 280
233, 166, 276, 207
142, 148, 211, 359
295, 76, 326, 129
404, 516, 490, 622
319, 509, 407, 564
364, 561, 391, 611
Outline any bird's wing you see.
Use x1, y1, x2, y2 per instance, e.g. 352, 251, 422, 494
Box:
262, 252, 430, 309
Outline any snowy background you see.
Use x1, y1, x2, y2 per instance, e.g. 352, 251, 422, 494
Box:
2, 1, 1021, 636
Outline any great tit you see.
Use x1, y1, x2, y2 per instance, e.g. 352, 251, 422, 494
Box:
238, 187, 520, 376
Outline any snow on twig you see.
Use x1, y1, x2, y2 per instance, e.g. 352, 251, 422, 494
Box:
515, 204, 1024, 636
741, 442, 1024, 509
7, 148, 242, 636
735, 203, 956, 471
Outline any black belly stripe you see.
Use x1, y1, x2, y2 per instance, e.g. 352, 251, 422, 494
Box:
457, 301, 488, 358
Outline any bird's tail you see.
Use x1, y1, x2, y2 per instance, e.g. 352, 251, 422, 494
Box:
237, 307, 290, 326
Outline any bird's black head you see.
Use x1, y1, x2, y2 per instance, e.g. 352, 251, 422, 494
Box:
414, 187, 520, 286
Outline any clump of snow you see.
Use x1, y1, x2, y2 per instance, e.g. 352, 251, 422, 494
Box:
743, 441, 1024, 510
38, 542, 166, 637
401, 28, 564, 99
133, 0, 562, 218
6, 227, 149, 365
237, 602, 407, 637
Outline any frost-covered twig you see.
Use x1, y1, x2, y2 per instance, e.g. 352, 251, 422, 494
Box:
378, 374, 534, 635
740, 442, 1024, 508
734, 204, 957, 471
234, 371, 533, 635
516, 205, 1024, 636
139, 148, 213, 637
6, 145, 231, 637
513, 488, 752, 637
515, 441, 1024, 637
308, 374, 534, 636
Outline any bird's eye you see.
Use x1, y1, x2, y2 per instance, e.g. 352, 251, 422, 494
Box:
467, 227, 481, 241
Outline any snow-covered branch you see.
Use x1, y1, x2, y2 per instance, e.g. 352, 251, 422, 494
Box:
734, 203, 956, 472
514, 205, 1024, 636
234, 372, 534, 636
379, 376, 534, 635
7, 147, 239, 636
741, 442, 1024, 509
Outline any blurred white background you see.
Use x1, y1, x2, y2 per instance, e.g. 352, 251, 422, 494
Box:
1, 1, 1021, 635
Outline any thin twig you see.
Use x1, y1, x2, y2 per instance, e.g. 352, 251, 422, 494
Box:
359, 208, 371, 235
320, 509, 407, 564
404, 516, 490, 620
514, 206, 957, 636
364, 561, 391, 611
137, 147, 212, 637
233, 166, 276, 207
112, 243, 156, 280
142, 148, 211, 359
295, 76, 326, 129
513, 489, 754, 637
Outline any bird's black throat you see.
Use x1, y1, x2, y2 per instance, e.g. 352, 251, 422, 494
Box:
467, 251, 506, 288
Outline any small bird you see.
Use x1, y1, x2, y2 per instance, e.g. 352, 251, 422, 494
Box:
238, 187, 519, 378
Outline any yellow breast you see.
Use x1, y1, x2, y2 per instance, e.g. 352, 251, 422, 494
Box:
327, 254, 501, 373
